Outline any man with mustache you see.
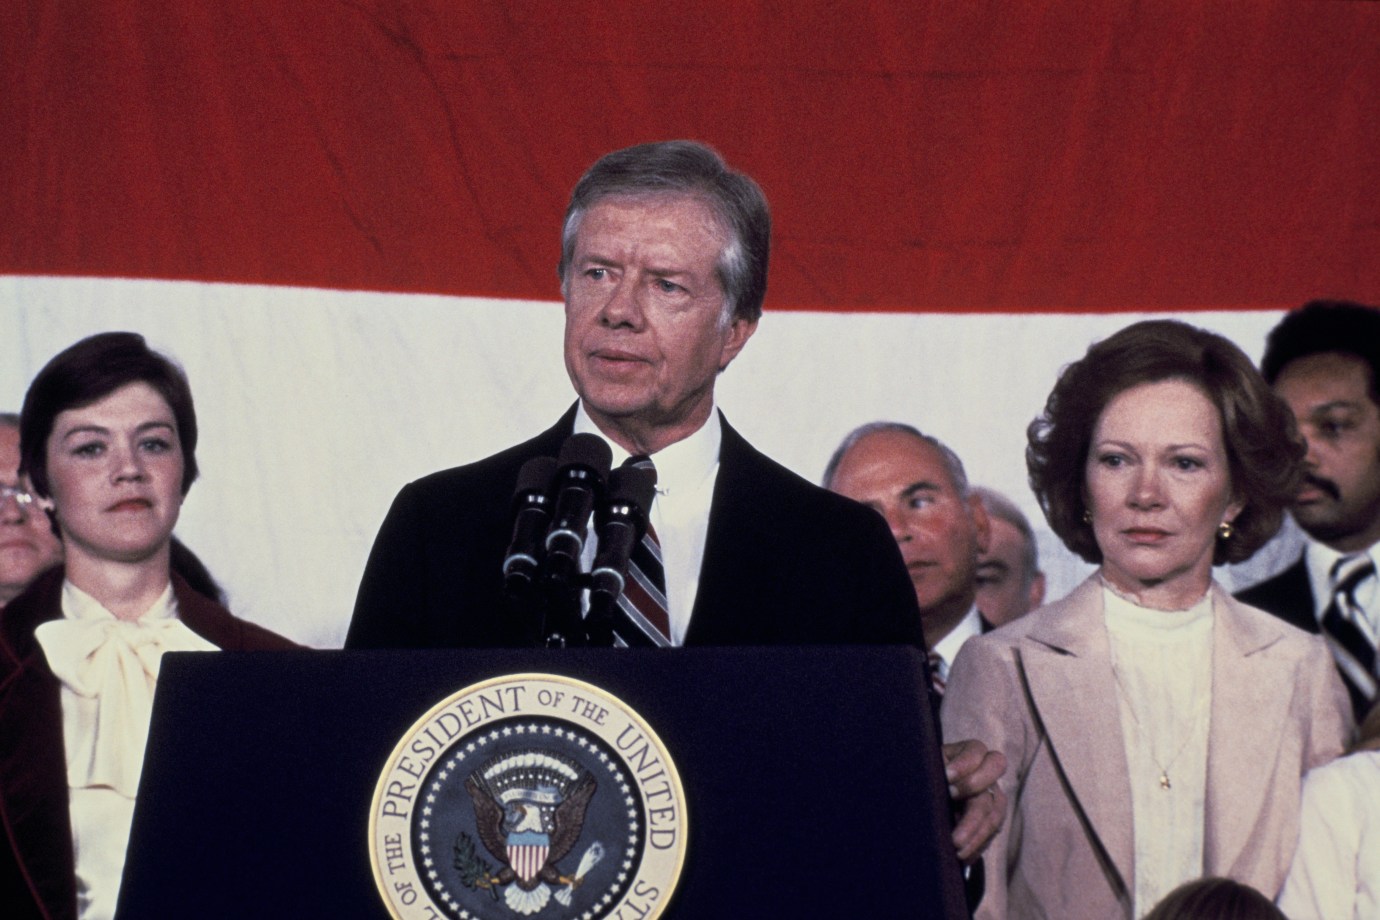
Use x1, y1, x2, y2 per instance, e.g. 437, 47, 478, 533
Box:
1237, 301, 1380, 724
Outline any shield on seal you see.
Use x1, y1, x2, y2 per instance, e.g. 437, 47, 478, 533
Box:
506, 832, 550, 885
467, 750, 599, 892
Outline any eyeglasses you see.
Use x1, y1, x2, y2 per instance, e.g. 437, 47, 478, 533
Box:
1, 484, 36, 507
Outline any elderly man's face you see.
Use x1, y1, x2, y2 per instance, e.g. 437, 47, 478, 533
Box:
975, 516, 1045, 627
0, 426, 62, 606
563, 193, 756, 453
1275, 352, 1380, 552
830, 431, 990, 637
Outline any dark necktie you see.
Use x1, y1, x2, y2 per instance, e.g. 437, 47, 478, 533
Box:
1321, 554, 1377, 718
611, 456, 672, 647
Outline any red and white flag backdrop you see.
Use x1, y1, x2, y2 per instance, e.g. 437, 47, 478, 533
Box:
4, 2, 1377, 645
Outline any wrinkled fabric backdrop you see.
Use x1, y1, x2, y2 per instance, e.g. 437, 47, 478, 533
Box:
4, 2, 1377, 646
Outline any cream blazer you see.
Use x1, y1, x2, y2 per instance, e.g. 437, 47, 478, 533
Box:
942, 575, 1351, 920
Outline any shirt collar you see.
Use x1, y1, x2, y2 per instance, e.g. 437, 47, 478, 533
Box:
573, 401, 722, 497
61, 578, 178, 624
932, 604, 983, 668
1306, 538, 1380, 615
1101, 581, 1213, 636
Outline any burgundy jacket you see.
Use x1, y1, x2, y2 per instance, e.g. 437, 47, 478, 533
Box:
0, 566, 295, 920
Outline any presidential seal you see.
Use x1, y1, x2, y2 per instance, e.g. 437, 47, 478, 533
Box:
370, 674, 687, 920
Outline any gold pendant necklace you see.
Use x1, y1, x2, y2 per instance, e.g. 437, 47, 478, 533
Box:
1111, 665, 1209, 792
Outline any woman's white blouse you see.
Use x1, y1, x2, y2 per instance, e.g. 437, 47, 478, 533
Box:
1103, 585, 1214, 917
35, 580, 216, 920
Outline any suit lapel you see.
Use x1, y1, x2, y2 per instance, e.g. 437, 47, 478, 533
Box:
0, 569, 77, 918
1203, 588, 1292, 876
1020, 577, 1135, 890
683, 416, 762, 645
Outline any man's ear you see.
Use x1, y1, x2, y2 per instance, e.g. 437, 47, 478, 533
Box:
717, 317, 758, 371
968, 494, 992, 554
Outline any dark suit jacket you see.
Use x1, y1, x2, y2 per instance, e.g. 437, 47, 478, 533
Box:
1235, 555, 1318, 635
0, 567, 296, 920
347, 408, 925, 649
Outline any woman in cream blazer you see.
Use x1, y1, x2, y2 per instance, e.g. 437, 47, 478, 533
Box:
943, 321, 1350, 919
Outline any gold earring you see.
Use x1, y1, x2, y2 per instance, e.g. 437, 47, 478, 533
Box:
1217, 521, 1234, 540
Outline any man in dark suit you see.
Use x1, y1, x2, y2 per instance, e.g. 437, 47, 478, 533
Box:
1237, 300, 1380, 722
347, 405, 926, 650
822, 423, 994, 688
346, 140, 1003, 863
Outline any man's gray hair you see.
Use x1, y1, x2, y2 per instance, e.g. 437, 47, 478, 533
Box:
822, 421, 970, 496
557, 140, 771, 324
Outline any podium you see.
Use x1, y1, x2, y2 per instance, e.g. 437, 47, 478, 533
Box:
118, 647, 969, 919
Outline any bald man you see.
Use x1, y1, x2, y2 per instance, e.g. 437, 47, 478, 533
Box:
824, 422, 991, 686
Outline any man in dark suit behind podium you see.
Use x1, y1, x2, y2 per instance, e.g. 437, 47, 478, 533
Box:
346, 140, 1003, 864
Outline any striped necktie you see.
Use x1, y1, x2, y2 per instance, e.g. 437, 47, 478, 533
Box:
927, 649, 947, 697
612, 456, 672, 647
1321, 554, 1377, 718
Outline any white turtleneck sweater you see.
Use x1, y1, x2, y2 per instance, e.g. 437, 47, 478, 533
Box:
1103, 583, 1214, 917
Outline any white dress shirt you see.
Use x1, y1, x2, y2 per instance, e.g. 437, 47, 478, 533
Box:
930, 604, 983, 684
34, 580, 216, 920
1278, 750, 1380, 920
574, 402, 720, 645
1305, 540, 1380, 634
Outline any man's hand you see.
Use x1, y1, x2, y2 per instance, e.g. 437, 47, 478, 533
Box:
943, 739, 1007, 864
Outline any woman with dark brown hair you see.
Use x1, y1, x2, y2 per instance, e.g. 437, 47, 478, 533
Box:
943, 319, 1351, 919
0, 332, 294, 920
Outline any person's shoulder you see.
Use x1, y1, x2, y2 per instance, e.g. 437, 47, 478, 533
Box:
718, 422, 888, 529
0, 566, 64, 667
1304, 749, 1380, 802
230, 616, 300, 650
173, 574, 299, 650
1234, 554, 1309, 606
1222, 592, 1348, 712
946, 594, 1073, 706
986, 605, 1053, 643
1223, 589, 1325, 648
961, 600, 1061, 665
398, 416, 573, 505
978, 576, 1100, 649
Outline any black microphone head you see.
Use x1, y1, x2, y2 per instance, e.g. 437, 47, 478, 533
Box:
515, 456, 558, 496
557, 433, 613, 477
608, 465, 657, 513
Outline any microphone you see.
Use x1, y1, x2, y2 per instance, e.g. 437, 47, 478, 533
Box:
543, 434, 613, 589
586, 462, 658, 645
501, 456, 559, 598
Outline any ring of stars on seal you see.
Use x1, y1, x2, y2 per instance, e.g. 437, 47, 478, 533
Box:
370, 673, 686, 920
